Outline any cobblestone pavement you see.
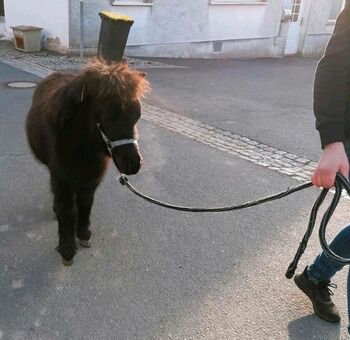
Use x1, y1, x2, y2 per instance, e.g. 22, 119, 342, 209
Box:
1, 40, 318, 185
0, 40, 185, 74
143, 104, 317, 183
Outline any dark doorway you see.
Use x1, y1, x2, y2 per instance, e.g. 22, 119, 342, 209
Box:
0, 0, 4, 16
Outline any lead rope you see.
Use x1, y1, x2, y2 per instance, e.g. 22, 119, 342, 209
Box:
118, 173, 350, 278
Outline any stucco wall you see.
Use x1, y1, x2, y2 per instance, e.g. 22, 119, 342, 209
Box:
69, 0, 284, 58
300, 0, 336, 56
4, 0, 337, 58
4, 0, 69, 52
301, 34, 331, 56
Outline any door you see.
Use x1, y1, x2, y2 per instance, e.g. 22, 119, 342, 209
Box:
284, 0, 304, 55
0, 0, 4, 16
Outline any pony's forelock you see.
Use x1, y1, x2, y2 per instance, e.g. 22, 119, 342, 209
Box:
80, 57, 150, 106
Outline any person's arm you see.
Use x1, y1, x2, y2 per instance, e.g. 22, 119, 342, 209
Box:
312, 7, 350, 188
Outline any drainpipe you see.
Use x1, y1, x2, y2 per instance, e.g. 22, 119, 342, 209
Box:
80, 0, 84, 61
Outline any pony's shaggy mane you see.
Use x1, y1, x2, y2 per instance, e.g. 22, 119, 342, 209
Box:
36, 58, 150, 124
80, 57, 150, 107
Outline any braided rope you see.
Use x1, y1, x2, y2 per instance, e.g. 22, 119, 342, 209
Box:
118, 173, 350, 278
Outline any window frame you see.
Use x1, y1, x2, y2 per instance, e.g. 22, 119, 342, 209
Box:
209, 0, 268, 5
111, 0, 153, 6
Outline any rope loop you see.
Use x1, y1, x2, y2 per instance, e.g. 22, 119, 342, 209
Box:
285, 173, 350, 278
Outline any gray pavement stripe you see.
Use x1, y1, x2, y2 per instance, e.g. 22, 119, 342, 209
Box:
0, 56, 53, 78
143, 103, 317, 183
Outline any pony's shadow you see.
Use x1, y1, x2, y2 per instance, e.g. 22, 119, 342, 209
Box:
288, 315, 341, 340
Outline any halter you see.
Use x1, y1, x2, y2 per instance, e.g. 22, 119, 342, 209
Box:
97, 124, 138, 156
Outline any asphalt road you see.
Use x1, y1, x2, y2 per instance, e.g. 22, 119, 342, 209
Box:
0, 59, 349, 340
144, 57, 320, 161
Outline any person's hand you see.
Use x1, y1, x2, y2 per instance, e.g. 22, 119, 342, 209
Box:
312, 142, 349, 188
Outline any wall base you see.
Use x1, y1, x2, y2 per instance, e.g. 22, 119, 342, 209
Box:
300, 34, 330, 57
67, 37, 288, 59
91, 37, 285, 59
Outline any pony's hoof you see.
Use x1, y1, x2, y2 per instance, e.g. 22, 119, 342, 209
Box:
62, 258, 74, 266
79, 239, 92, 248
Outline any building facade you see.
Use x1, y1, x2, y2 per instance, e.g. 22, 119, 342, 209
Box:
283, 0, 345, 56
1, 0, 346, 58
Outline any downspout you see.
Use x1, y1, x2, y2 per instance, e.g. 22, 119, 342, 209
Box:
80, 0, 84, 61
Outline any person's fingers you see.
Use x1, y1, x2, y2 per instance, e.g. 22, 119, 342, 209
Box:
312, 168, 336, 188
339, 163, 349, 179
323, 169, 336, 188
311, 171, 320, 187
311, 142, 349, 187
319, 171, 327, 188
329, 174, 336, 188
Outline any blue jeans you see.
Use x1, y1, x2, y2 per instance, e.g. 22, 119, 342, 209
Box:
307, 140, 350, 332
307, 225, 350, 332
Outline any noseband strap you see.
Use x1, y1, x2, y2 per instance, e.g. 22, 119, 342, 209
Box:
98, 124, 137, 155
109, 138, 138, 148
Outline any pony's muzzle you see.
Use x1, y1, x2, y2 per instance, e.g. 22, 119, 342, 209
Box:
112, 146, 142, 175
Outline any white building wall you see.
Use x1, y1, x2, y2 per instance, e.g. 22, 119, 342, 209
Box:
4, 0, 69, 52
300, 0, 341, 56
68, 0, 284, 58
4, 0, 285, 58
208, 2, 281, 41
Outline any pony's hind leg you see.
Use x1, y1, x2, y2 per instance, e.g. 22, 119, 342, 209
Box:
76, 184, 97, 248
52, 177, 77, 266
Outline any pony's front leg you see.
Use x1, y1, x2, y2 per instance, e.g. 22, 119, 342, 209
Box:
76, 184, 97, 248
52, 179, 77, 266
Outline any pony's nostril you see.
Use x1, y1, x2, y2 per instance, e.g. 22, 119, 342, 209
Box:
130, 160, 141, 174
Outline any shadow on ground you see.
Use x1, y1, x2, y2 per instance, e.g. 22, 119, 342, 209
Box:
288, 315, 341, 340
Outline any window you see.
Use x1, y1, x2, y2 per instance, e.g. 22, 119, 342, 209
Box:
209, 0, 267, 4
329, 0, 344, 21
291, 0, 301, 22
111, 0, 153, 6
282, 0, 293, 8
282, 0, 301, 22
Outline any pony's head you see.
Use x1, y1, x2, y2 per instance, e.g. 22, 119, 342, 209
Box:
57, 58, 149, 175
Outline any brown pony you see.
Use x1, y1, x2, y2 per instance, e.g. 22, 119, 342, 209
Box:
26, 58, 149, 265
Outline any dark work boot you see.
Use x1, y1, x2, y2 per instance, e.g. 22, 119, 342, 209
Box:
294, 267, 340, 323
